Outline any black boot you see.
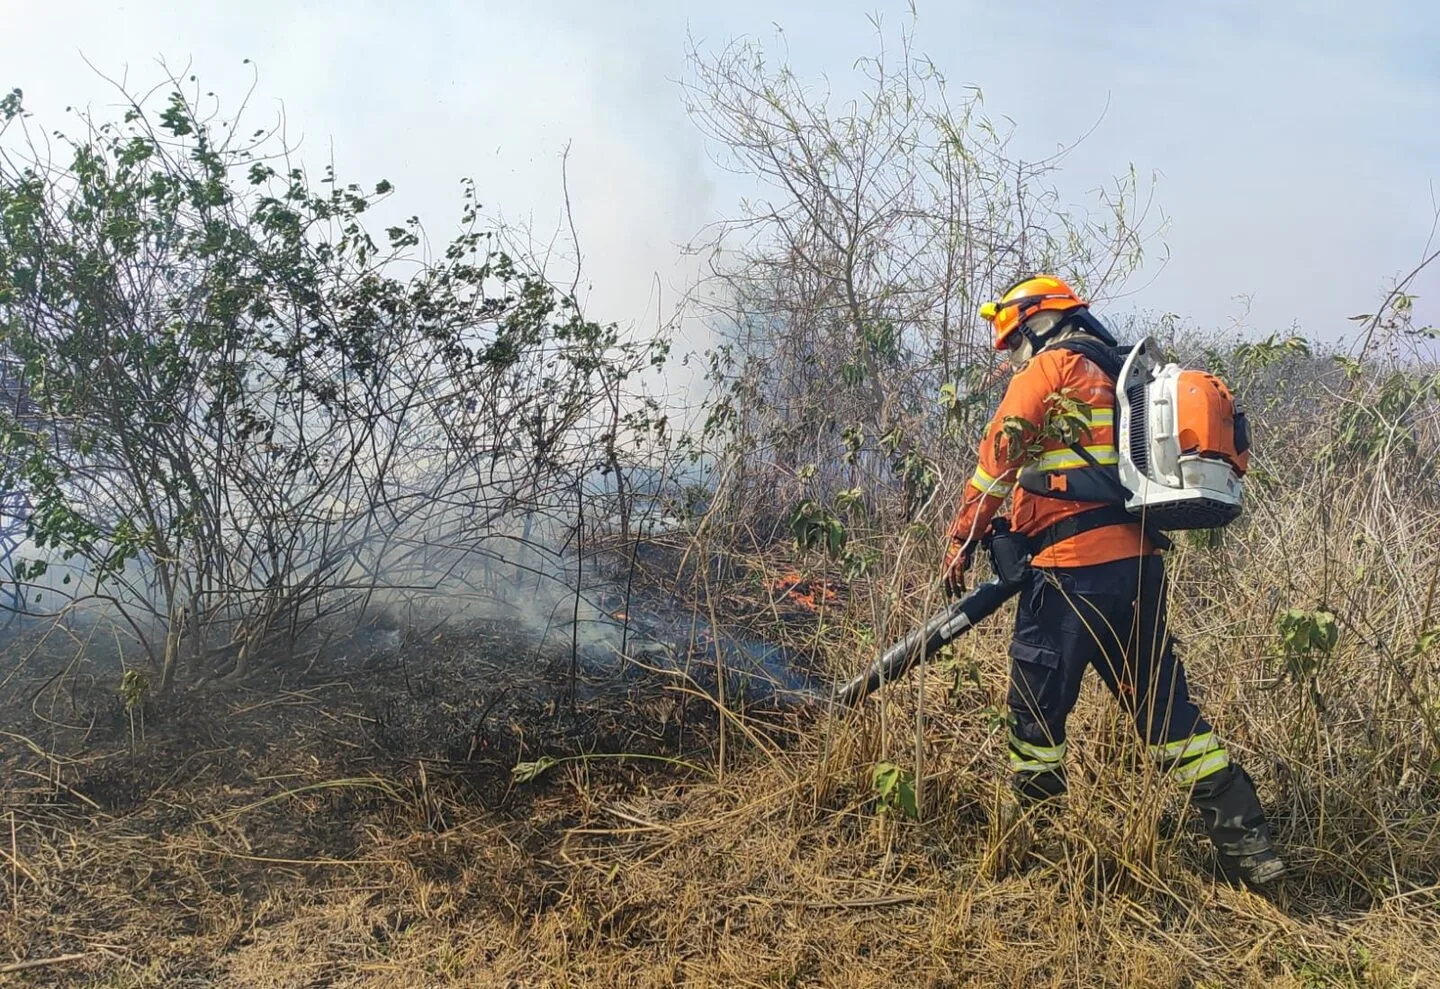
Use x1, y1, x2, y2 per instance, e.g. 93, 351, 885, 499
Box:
1011, 766, 1067, 806
1188, 764, 1285, 886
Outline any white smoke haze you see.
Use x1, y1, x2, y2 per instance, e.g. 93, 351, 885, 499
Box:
0, 448, 687, 680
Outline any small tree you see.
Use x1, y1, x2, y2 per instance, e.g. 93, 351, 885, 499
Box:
0, 71, 668, 688
682, 12, 1165, 528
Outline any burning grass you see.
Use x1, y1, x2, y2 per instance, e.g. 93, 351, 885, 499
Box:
769, 570, 843, 612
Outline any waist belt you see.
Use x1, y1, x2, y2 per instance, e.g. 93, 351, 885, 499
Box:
1029, 505, 1171, 553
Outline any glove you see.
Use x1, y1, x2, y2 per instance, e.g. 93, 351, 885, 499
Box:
941, 539, 975, 598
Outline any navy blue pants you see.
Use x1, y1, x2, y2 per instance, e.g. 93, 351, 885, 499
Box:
1005, 555, 1225, 800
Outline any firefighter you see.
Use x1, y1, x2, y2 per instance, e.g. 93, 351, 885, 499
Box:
941, 275, 1285, 887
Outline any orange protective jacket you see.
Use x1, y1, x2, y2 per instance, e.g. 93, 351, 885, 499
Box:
945, 345, 1154, 569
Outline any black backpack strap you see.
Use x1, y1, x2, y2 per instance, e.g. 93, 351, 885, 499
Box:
1058, 445, 1173, 552
1030, 505, 1136, 549
1024, 336, 1174, 553
1051, 337, 1130, 379
1030, 505, 1173, 554
1044, 337, 1127, 473
1049, 336, 1125, 476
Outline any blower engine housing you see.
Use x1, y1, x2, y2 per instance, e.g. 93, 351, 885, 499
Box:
1116, 338, 1249, 531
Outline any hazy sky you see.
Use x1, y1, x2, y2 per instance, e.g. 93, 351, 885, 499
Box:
4, 0, 1437, 358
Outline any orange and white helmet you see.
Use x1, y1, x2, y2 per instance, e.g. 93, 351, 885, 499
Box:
979, 275, 1087, 351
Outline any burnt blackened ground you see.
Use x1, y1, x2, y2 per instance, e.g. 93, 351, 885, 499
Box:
0, 543, 843, 984
1, 540, 828, 806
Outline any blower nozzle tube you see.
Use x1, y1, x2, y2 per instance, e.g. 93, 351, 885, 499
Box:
835, 577, 1024, 707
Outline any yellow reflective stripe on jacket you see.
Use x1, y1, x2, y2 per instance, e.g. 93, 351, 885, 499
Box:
1032, 444, 1120, 472
1169, 749, 1232, 784
1041, 407, 1112, 430
969, 464, 1015, 497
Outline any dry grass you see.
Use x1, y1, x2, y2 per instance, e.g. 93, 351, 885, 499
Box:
4, 707, 1438, 988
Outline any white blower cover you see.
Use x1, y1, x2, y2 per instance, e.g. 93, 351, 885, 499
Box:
1115, 337, 1248, 531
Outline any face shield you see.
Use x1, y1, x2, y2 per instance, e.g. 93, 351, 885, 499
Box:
1006, 311, 1065, 369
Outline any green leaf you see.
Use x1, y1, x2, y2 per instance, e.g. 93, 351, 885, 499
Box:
788, 499, 847, 561
896, 778, 918, 820
119, 668, 149, 710
511, 755, 559, 784
0, 88, 23, 120
841, 547, 879, 581
870, 761, 918, 820
872, 762, 899, 797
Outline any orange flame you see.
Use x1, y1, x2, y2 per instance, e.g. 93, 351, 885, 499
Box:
769, 570, 839, 611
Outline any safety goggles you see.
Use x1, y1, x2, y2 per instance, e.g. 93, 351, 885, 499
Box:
979, 294, 1066, 325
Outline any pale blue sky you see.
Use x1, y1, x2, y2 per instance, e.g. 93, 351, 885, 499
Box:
3, 0, 1437, 353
